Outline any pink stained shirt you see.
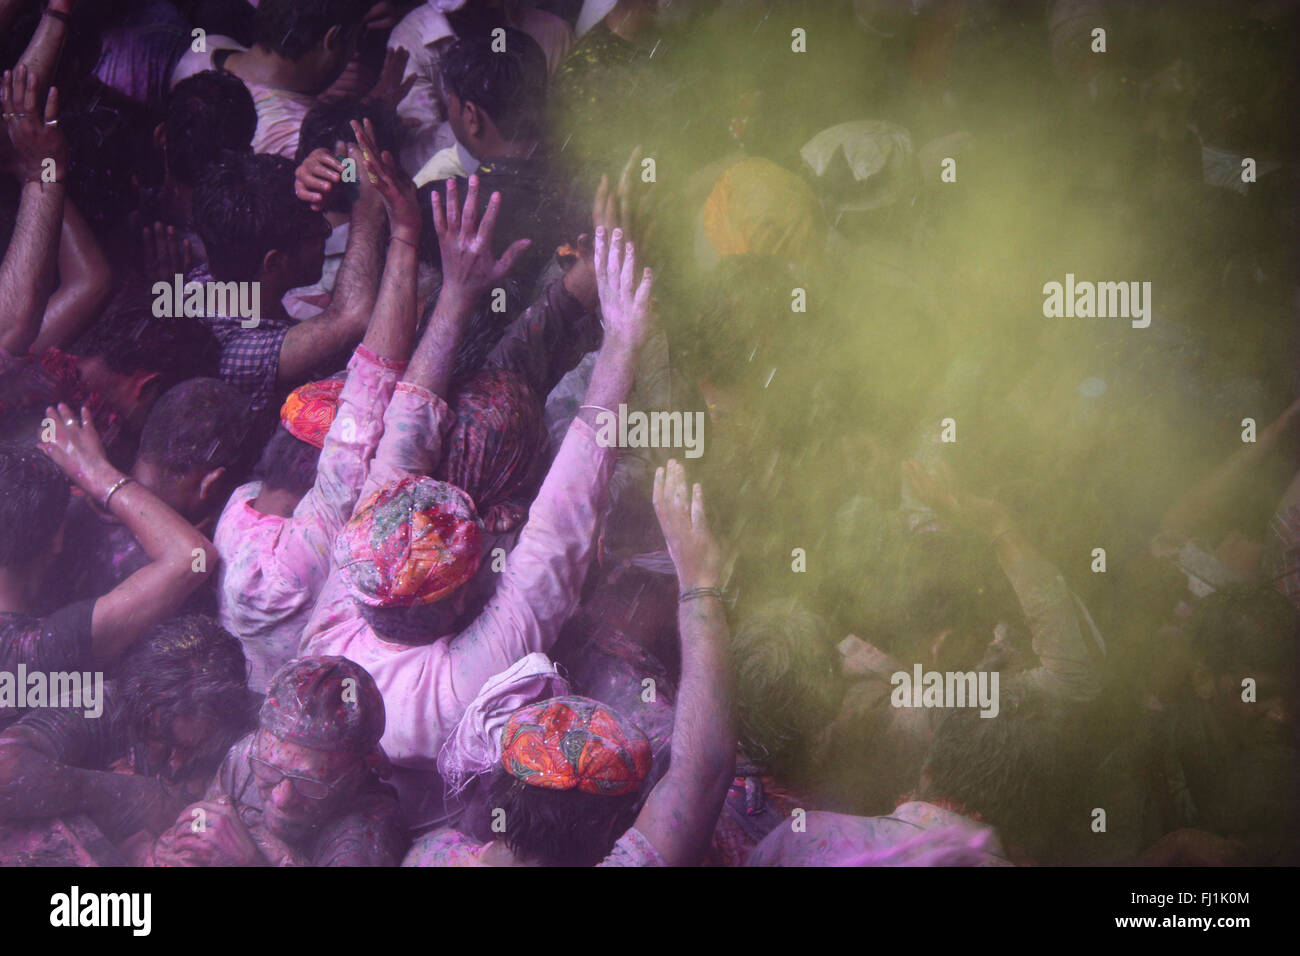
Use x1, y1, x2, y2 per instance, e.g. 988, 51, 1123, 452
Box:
214, 345, 406, 692
299, 386, 617, 770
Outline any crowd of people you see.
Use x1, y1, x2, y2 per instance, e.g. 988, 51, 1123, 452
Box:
0, 0, 1296, 867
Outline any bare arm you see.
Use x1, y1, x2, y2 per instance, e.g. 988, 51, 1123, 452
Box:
404, 175, 530, 398
31, 199, 111, 354
0, 729, 180, 836
354, 118, 422, 364
905, 460, 1103, 701
276, 157, 387, 387
15, 0, 73, 92
0, 68, 65, 355
1162, 397, 1300, 539
41, 404, 214, 663
631, 462, 735, 867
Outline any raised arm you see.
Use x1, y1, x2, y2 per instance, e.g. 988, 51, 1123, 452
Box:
905, 459, 1103, 701
630, 461, 735, 867
354, 118, 423, 365
15, 0, 73, 92
1161, 396, 1300, 541
0, 67, 65, 355
354, 175, 532, 503
41, 404, 214, 663
31, 198, 112, 354
275, 122, 428, 563
276, 146, 388, 388
445, 226, 654, 697
404, 175, 531, 399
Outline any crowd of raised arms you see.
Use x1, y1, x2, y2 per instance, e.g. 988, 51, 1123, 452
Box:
0, 0, 1295, 867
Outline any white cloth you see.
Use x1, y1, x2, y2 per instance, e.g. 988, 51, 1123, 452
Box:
390, 2, 574, 176
800, 119, 915, 213
577, 0, 618, 37
436, 652, 570, 793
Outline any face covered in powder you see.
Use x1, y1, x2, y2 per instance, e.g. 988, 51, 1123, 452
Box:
249, 730, 369, 843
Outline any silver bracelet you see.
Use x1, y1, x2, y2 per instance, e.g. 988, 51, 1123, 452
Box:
102, 476, 134, 510
679, 586, 725, 604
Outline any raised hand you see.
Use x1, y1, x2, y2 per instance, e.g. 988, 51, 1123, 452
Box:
431, 174, 531, 305
653, 459, 723, 591
365, 45, 415, 111
352, 117, 419, 240
2, 65, 66, 184
294, 146, 347, 212
592, 224, 654, 351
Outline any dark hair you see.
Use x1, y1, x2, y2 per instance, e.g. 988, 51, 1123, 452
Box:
731, 598, 841, 770
164, 71, 258, 187
676, 256, 788, 389
0, 443, 70, 567
137, 378, 254, 477
923, 685, 1078, 856
258, 425, 322, 496
440, 29, 548, 142
116, 614, 254, 780
295, 98, 399, 166
359, 601, 459, 647
66, 306, 222, 395
253, 0, 366, 61
194, 152, 323, 282
1188, 584, 1300, 677
485, 770, 637, 866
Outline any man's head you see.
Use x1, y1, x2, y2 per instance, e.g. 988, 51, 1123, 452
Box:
921, 684, 1078, 860
334, 476, 485, 643
487, 695, 651, 866
731, 599, 842, 772
194, 153, 332, 291
252, 0, 367, 92
440, 29, 548, 158
66, 307, 223, 434
252, 656, 387, 842
117, 615, 253, 786
159, 71, 258, 188
0, 443, 70, 588
134, 378, 255, 521
296, 99, 399, 212
1187, 584, 1299, 744
255, 377, 344, 501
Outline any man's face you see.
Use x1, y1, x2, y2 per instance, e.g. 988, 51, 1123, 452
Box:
251, 730, 365, 842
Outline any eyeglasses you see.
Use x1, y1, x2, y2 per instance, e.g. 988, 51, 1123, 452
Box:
247, 754, 361, 801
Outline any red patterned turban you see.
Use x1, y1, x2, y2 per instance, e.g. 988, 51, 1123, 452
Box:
334, 476, 484, 608
500, 695, 652, 797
